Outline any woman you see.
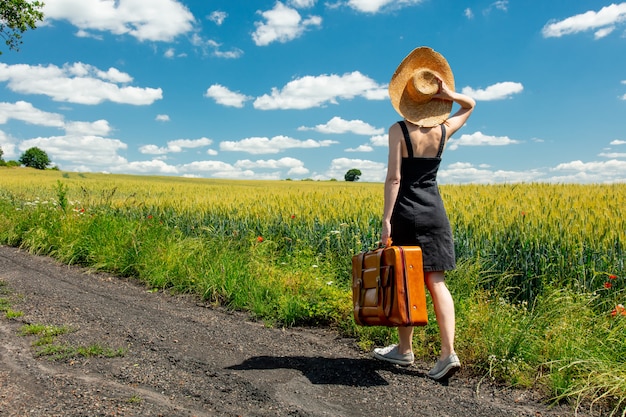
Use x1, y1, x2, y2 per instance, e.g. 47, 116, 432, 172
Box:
372, 47, 475, 381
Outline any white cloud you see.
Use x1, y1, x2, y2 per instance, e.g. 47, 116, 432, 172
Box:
235, 157, 309, 175
91, 66, 133, 83
447, 131, 520, 151
345, 145, 374, 152
299, 116, 384, 135
549, 159, 626, 183
7, 127, 625, 182
254, 71, 387, 110
438, 156, 626, 184
252, 2, 322, 46
289, 0, 316, 8
461, 82, 523, 101
483, 0, 508, 15
346, 0, 423, 13
542, 3, 626, 38
139, 137, 213, 155
43, 0, 195, 42
156, 114, 170, 122
322, 157, 386, 182
0, 101, 113, 137
464, 8, 474, 19
205, 84, 251, 108
182, 161, 279, 179
369, 134, 387, 147
75, 29, 103, 40
493, 1, 508, 11
611, 139, 626, 145
0, 101, 65, 127
117, 159, 179, 174
138, 145, 169, 155
179, 160, 276, 179
168, 138, 213, 150
599, 152, 626, 158
439, 162, 541, 184
208, 11, 227, 25
64, 120, 112, 136
594, 26, 616, 39
163, 47, 187, 59
0, 130, 17, 158
204, 39, 244, 59
0, 63, 162, 105
343, 132, 387, 153
20, 135, 128, 170
220, 136, 337, 154
180, 160, 233, 173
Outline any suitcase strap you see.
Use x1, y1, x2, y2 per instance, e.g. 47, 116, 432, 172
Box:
355, 249, 391, 325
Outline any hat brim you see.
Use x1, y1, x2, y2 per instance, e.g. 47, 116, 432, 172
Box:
389, 47, 455, 127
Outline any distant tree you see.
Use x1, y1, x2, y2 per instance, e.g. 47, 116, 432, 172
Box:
19, 147, 50, 170
0, 0, 45, 55
344, 168, 362, 182
0, 145, 4, 161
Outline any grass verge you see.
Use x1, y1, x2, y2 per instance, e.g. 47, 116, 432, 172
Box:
19, 323, 126, 360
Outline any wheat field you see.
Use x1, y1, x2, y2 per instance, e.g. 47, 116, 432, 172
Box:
1, 167, 625, 412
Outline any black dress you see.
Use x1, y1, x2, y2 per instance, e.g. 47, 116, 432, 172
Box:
390, 121, 456, 272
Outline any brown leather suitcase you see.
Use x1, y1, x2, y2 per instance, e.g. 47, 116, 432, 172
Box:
351, 246, 428, 327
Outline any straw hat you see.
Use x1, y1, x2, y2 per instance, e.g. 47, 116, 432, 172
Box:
389, 47, 455, 127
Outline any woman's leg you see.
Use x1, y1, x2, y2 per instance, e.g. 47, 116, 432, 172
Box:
397, 326, 414, 354
425, 270, 456, 360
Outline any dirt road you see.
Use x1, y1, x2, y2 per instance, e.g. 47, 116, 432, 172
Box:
0, 245, 587, 416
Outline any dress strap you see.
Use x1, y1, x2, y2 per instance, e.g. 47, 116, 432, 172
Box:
436, 124, 447, 158
398, 121, 414, 158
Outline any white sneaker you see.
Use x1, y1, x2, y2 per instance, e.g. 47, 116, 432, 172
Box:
427, 353, 460, 380
372, 344, 415, 366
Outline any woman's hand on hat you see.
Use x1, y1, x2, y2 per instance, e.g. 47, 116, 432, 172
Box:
433, 77, 453, 101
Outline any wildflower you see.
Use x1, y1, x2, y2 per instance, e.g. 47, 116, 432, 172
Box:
147, 215, 153, 220
520, 211, 526, 216
611, 304, 626, 317
604, 282, 612, 289
291, 214, 296, 219
609, 274, 618, 280
257, 236, 264, 242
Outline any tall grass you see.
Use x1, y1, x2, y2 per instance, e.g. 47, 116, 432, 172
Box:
1, 167, 625, 414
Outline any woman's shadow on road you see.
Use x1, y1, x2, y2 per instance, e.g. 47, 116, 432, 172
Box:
226, 356, 425, 387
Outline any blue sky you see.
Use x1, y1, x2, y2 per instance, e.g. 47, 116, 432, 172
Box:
1, 0, 625, 183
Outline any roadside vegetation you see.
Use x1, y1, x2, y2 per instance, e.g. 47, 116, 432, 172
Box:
0, 167, 624, 415
19, 323, 126, 360
1, 278, 125, 360
0, 280, 23, 319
